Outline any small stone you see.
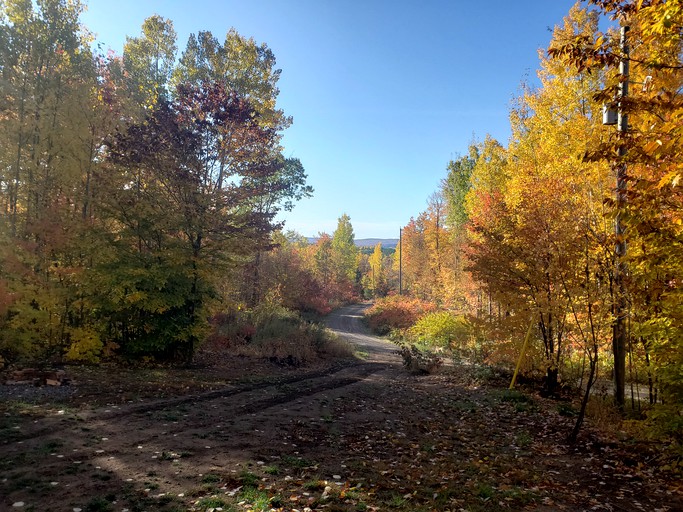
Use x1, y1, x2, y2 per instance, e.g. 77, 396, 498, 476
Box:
12, 502, 25, 508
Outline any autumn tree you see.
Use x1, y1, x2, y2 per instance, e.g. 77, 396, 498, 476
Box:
551, 0, 683, 426
365, 243, 387, 298
399, 216, 431, 300
123, 15, 177, 110
0, 0, 111, 362
331, 214, 359, 294
466, 6, 613, 395
101, 82, 283, 361
0, 2, 312, 365
258, 231, 330, 314
172, 28, 289, 131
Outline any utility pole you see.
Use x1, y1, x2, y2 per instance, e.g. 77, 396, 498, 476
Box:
399, 227, 403, 295
613, 24, 629, 410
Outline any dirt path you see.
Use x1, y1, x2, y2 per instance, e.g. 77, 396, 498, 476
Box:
326, 304, 401, 365
1, 305, 681, 511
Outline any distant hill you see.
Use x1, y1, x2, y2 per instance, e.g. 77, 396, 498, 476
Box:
306, 237, 399, 249
354, 238, 399, 248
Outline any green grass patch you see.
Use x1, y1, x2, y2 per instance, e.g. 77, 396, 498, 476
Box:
239, 470, 260, 487
238, 487, 270, 511
281, 454, 314, 468
84, 496, 114, 512
303, 479, 326, 491
263, 465, 279, 475
196, 497, 228, 511
201, 473, 221, 484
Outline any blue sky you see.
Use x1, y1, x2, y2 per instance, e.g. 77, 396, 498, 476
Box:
81, 0, 581, 239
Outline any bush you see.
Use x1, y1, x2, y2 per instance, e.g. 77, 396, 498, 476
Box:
364, 296, 436, 335
407, 311, 470, 349
648, 404, 683, 458
204, 303, 353, 365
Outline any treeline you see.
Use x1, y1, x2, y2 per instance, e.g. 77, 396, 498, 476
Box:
370, 2, 682, 445
0, 0, 324, 364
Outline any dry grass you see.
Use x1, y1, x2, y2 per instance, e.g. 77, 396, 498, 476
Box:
585, 395, 624, 433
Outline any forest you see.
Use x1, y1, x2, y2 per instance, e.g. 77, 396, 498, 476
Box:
1, 0, 682, 509
364, 2, 683, 449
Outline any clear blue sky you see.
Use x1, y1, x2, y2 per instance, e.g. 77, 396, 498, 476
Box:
81, 0, 581, 239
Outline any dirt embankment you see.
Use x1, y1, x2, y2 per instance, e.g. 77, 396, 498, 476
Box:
1, 305, 681, 512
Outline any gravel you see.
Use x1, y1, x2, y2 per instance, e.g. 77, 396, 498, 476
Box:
0, 383, 76, 404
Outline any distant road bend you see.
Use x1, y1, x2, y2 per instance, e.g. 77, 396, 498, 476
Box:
326, 303, 400, 364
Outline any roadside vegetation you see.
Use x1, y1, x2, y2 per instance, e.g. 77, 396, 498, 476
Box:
358, 1, 683, 466
1, 0, 682, 509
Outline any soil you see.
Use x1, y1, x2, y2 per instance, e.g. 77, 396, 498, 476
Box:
1, 304, 681, 512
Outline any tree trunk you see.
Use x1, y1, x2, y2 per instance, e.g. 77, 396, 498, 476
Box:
545, 366, 559, 396
569, 352, 597, 443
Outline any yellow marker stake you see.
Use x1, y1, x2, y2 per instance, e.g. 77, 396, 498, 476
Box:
509, 319, 535, 390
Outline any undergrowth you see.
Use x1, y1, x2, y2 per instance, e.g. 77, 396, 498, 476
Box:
204, 303, 353, 365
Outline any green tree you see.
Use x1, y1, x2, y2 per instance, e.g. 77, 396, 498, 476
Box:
123, 15, 177, 109
172, 28, 289, 131
443, 148, 477, 230
331, 214, 358, 287
102, 82, 282, 361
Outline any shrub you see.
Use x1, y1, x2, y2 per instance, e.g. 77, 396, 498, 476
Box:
407, 311, 470, 349
364, 296, 436, 335
204, 303, 353, 365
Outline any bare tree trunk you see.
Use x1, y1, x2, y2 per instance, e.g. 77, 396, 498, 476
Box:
569, 348, 598, 443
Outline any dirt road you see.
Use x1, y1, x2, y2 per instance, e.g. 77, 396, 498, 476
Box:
0, 305, 401, 511
325, 303, 401, 364
1, 305, 681, 511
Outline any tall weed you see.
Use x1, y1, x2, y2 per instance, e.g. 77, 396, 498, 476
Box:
205, 303, 352, 365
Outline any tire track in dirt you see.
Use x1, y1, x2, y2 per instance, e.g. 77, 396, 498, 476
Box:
1, 304, 406, 512
4, 304, 393, 445
80, 362, 389, 445
87, 306, 397, 445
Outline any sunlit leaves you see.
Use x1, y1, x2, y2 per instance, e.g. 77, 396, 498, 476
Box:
0, 2, 307, 364
123, 15, 177, 109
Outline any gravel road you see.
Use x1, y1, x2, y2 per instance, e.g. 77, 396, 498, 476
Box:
325, 303, 401, 364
